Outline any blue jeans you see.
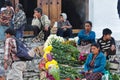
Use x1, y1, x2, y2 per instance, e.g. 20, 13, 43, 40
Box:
15, 24, 25, 39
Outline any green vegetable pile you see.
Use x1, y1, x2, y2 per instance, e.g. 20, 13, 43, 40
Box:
51, 39, 80, 66
50, 39, 83, 79
59, 64, 83, 79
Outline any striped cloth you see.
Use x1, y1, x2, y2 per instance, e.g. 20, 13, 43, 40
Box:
97, 37, 116, 59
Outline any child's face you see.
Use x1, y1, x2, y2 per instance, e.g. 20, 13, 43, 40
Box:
5, 33, 10, 38
104, 34, 111, 40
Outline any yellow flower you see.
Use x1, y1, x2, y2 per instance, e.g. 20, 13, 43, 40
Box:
44, 45, 53, 53
45, 59, 59, 70
43, 45, 53, 61
43, 53, 50, 61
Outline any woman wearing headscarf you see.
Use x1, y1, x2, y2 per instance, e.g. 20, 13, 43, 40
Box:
56, 13, 72, 38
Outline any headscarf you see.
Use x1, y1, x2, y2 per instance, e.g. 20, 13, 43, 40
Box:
60, 13, 67, 20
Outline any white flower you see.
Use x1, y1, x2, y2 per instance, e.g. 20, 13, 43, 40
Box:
44, 34, 64, 48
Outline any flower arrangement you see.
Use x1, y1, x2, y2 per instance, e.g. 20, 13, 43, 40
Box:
38, 45, 60, 80
44, 35, 64, 48
78, 52, 88, 65
43, 45, 53, 61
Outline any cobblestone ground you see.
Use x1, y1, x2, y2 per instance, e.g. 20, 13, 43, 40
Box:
0, 38, 120, 79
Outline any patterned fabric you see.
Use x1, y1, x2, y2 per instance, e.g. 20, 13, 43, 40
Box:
85, 72, 102, 80
3, 8, 14, 17
0, 8, 13, 26
4, 37, 19, 66
97, 37, 116, 56
89, 55, 97, 68
32, 30, 44, 42
13, 10, 26, 29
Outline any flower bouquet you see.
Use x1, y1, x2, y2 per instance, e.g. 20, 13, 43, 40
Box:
78, 52, 88, 65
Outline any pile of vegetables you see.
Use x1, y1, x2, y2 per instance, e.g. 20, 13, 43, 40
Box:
51, 39, 80, 67
59, 64, 83, 79
44, 35, 82, 79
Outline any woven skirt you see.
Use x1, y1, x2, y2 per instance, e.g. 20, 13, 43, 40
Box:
85, 72, 102, 80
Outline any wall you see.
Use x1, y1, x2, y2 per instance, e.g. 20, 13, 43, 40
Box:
89, 0, 120, 40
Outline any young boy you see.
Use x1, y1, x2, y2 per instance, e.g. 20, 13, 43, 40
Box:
4, 28, 26, 80
97, 28, 116, 59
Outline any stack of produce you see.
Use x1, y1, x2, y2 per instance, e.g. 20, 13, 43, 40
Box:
44, 35, 83, 79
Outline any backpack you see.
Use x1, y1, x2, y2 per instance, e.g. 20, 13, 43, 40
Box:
15, 38, 34, 61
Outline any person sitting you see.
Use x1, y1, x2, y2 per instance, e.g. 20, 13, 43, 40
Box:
82, 43, 106, 80
97, 28, 116, 59
77, 21, 96, 53
56, 13, 72, 38
13, 3, 26, 39
32, 8, 51, 42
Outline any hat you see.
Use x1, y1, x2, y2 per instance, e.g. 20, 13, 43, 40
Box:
60, 13, 67, 20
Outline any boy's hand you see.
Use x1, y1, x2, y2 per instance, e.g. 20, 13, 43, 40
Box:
111, 45, 116, 51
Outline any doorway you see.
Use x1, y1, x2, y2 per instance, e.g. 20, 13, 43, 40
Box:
19, 0, 37, 24
62, 0, 87, 29
0, 0, 5, 9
